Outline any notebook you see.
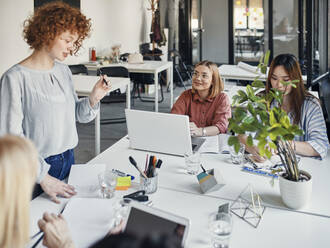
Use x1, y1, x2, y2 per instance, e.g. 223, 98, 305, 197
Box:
125, 109, 205, 156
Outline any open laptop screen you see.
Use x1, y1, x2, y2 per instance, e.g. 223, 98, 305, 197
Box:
124, 206, 188, 246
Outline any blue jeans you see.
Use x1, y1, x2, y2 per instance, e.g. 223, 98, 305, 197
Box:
32, 149, 75, 199
46, 149, 75, 180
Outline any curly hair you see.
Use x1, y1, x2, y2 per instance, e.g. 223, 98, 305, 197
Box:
23, 1, 91, 55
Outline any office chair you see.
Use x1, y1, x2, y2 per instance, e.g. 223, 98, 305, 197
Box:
169, 50, 192, 89
69, 64, 88, 75
130, 56, 165, 105
97, 66, 129, 124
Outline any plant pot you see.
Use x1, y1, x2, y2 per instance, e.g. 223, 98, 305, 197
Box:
279, 170, 312, 210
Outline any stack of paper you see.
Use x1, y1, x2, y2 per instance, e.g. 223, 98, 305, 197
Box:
198, 134, 230, 154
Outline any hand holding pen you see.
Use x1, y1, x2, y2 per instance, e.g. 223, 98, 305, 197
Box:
89, 75, 111, 108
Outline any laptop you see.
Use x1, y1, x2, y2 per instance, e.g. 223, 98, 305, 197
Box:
124, 202, 190, 246
125, 109, 205, 156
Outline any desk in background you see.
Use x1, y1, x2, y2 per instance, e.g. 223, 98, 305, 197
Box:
30, 136, 330, 247
83, 61, 173, 112
73, 75, 130, 155
219, 64, 307, 84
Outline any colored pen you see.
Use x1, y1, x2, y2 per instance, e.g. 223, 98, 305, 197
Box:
111, 169, 135, 180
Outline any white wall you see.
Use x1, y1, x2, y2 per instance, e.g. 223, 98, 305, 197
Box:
201, 0, 228, 64
0, 0, 152, 75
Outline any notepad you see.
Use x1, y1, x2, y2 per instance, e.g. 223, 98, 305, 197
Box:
116, 176, 131, 190
198, 134, 230, 154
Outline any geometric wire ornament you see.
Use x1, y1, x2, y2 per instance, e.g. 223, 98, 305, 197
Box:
230, 184, 266, 228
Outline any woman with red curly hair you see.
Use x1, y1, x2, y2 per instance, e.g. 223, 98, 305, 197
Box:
0, 2, 110, 203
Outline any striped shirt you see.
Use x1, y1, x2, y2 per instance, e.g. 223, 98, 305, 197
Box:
272, 96, 329, 159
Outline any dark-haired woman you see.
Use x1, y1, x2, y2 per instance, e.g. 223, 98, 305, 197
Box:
0, 2, 110, 202
240, 54, 329, 161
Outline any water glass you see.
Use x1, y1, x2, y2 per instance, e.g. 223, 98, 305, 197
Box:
98, 170, 117, 199
229, 144, 245, 165
140, 173, 158, 194
209, 212, 233, 248
184, 152, 201, 175
113, 198, 132, 226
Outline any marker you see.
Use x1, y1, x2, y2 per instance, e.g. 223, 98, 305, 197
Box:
111, 169, 135, 180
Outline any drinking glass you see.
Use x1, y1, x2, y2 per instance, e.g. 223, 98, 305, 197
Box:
98, 170, 117, 199
184, 152, 201, 175
209, 212, 233, 248
229, 144, 245, 165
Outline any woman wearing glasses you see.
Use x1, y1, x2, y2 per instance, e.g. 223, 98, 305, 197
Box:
171, 60, 231, 137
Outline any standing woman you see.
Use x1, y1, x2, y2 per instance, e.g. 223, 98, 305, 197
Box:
0, 2, 110, 202
240, 54, 329, 161
171, 60, 231, 136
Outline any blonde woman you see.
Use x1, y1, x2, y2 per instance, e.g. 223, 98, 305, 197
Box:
0, 135, 74, 248
171, 60, 231, 137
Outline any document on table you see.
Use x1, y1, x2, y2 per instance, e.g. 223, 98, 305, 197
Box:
198, 134, 230, 154
68, 164, 106, 198
62, 198, 116, 248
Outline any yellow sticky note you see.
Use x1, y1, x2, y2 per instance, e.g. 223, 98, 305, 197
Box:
116, 176, 131, 190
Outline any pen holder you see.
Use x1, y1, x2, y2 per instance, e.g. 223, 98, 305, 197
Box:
197, 168, 225, 193
140, 173, 158, 194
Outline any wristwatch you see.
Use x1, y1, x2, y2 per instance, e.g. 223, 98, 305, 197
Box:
202, 128, 207, 137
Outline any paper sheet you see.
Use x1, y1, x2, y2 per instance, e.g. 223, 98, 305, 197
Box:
62, 198, 117, 248
68, 164, 106, 198
198, 134, 230, 154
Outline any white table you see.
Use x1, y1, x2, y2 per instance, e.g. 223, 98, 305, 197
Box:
84, 61, 173, 112
219, 64, 307, 84
29, 136, 330, 248
73, 75, 130, 155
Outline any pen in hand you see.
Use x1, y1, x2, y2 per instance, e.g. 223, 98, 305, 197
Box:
100, 74, 109, 86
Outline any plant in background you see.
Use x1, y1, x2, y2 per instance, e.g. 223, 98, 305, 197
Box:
228, 51, 305, 182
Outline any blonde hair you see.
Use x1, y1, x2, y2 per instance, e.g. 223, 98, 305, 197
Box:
0, 135, 38, 248
192, 60, 224, 98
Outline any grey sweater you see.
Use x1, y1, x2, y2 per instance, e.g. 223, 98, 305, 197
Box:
0, 61, 99, 183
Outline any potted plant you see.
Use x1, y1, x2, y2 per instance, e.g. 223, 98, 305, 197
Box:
227, 51, 312, 209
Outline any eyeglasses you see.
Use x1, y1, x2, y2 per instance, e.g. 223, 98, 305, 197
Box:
192, 71, 210, 80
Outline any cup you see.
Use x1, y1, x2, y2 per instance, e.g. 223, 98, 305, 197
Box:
229, 144, 245, 165
98, 170, 117, 199
113, 198, 132, 226
184, 152, 201, 175
208, 212, 233, 248
140, 173, 158, 194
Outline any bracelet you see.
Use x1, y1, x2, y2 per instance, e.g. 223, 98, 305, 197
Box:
202, 128, 207, 137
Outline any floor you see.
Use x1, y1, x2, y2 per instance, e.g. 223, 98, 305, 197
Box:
74, 83, 188, 164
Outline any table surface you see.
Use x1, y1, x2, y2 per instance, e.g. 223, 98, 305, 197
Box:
219, 64, 307, 83
84, 60, 172, 73
29, 136, 330, 247
72, 74, 130, 95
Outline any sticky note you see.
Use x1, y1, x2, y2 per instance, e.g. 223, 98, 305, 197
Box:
116, 176, 131, 190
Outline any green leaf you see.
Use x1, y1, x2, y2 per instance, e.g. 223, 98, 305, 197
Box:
247, 103, 256, 116
280, 115, 291, 129
252, 80, 265, 88
269, 110, 277, 126
228, 135, 238, 146
265, 148, 272, 159
234, 142, 241, 153
247, 135, 253, 147
264, 50, 270, 66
